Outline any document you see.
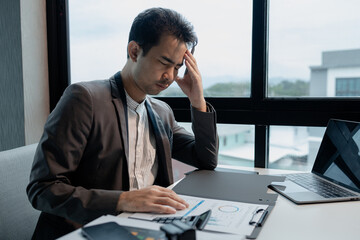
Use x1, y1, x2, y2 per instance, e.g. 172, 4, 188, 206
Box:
58, 215, 245, 240
130, 195, 269, 235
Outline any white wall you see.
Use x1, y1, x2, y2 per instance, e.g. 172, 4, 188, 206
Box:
20, 0, 49, 145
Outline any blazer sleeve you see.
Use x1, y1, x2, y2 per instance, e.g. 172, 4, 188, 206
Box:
171, 102, 219, 169
26, 83, 121, 224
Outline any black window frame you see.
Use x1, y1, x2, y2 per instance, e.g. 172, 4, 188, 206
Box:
46, 0, 360, 168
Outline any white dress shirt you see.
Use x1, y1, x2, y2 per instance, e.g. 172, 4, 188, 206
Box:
125, 91, 158, 190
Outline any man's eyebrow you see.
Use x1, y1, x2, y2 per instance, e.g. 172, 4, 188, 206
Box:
161, 56, 183, 66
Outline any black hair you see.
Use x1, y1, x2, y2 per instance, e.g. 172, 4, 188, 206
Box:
128, 7, 198, 57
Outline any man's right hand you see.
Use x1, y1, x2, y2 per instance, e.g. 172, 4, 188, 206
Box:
116, 185, 189, 214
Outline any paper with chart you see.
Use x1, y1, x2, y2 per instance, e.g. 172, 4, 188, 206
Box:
130, 194, 269, 235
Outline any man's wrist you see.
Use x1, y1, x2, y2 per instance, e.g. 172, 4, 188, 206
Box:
191, 98, 207, 112
116, 192, 127, 212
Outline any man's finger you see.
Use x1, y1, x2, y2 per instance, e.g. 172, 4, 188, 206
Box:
147, 204, 177, 214
158, 189, 190, 207
154, 197, 187, 210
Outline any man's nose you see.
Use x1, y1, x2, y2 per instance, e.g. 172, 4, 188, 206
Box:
163, 69, 175, 81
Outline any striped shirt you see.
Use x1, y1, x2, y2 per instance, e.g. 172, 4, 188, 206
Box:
125, 91, 158, 190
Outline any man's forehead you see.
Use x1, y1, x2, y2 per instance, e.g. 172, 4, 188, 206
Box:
157, 34, 187, 49
150, 36, 186, 63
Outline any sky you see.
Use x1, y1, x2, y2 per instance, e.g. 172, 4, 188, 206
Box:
69, 0, 360, 87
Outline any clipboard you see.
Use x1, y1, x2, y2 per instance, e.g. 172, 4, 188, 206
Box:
172, 170, 285, 239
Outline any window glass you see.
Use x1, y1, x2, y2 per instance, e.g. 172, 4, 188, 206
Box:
69, 0, 252, 97
180, 123, 255, 167
268, 0, 360, 97
269, 126, 326, 171
336, 78, 360, 96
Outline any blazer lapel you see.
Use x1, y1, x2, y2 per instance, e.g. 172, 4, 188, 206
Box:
145, 100, 173, 186
111, 72, 129, 165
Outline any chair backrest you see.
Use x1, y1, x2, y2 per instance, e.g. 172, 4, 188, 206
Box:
0, 143, 40, 240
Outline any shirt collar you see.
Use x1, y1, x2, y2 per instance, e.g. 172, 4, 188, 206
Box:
124, 90, 146, 113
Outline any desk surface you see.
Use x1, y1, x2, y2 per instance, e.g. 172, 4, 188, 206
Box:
233, 165, 360, 240
60, 165, 360, 240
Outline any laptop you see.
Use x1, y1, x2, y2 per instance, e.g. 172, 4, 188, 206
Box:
270, 119, 360, 204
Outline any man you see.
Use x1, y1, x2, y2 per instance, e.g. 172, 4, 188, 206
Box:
27, 7, 218, 239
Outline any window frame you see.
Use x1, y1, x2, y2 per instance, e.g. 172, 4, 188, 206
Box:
46, 0, 360, 168
46, 0, 71, 111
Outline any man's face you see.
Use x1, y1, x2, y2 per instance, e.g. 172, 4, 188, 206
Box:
132, 34, 187, 96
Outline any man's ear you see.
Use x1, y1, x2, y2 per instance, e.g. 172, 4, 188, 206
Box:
128, 41, 140, 62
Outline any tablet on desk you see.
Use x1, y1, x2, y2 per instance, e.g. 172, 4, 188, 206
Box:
81, 222, 166, 240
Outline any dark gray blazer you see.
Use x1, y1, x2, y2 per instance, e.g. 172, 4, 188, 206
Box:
27, 72, 218, 234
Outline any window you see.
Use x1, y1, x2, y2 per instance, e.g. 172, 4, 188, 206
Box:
69, 0, 253, 98
181, 123, 255, 167
47, 0, 360, 170
265, 0, 360, 170
269, 126, 325, 171
268, 0, 360, 98
336, 78, 360, 96
68, 0, 255, 167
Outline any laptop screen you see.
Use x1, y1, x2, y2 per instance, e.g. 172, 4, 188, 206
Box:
312, 119, 360, 193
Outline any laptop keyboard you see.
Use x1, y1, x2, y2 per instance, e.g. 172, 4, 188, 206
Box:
285, 173, 356, 198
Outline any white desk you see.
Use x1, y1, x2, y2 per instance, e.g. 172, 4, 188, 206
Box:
60, 166, 360, 240
232, 166, 360, 240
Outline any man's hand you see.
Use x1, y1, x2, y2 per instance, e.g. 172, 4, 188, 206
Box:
116, 185, 189, 214
175, 50, 206, 112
